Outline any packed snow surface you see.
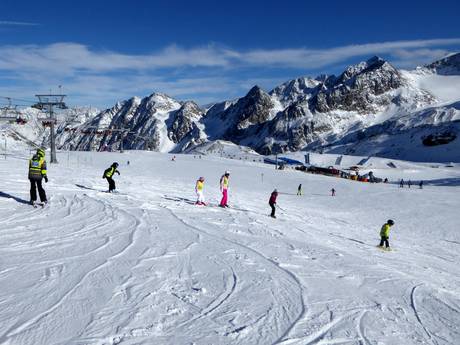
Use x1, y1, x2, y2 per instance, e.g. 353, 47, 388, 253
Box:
1, 151, 459, 345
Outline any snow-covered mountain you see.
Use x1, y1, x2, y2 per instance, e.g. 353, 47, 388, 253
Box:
58, 93, 207, 152
4, 53, 459, 162
424, 52, 460, 75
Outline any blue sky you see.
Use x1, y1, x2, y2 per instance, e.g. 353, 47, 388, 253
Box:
1, 0, 459, 109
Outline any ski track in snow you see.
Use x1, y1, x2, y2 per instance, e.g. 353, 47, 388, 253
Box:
1, 152, 460, 344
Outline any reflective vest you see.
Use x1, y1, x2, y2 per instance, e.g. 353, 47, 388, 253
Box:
196, 180, 204, 191
28, 155, 47, 179
104, 167, 116, 178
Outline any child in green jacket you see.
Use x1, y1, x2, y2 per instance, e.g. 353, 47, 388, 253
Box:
379, 219, 395, 249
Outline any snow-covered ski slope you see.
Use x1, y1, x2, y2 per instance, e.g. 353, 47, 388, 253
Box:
1, 151, 459, 345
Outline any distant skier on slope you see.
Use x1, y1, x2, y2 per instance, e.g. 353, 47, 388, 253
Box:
103, 162, 120, 193
378, 219, 395, 250
219, 171, 230, 207
331, 188, 336, 196
297, 184, 302, 196
269, 189, 278, 218
399, 179, 404, 188
28, 148, 48, 206
195, 177, 206, 205
419, 180, 424, 189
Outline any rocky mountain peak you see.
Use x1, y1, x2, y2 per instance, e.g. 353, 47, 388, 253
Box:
144, 92, 181, 111
425, 52, 460, 75
271, 77, 321, 105
232, 85, 273, 128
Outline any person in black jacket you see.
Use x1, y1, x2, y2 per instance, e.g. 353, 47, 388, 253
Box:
103, 162, 120, 192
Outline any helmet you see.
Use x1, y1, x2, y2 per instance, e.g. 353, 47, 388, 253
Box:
199, 176, 204, 181
36, 148, 45, 157
387, 219, 394, 225
274, 189, 278, 193
112, 162, 119, 167
225, 170, 230, 175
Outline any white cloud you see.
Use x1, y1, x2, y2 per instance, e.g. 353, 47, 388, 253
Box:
237, 39, 460, 68
0, 20, 39, 26
0, 39, 459, 108
1, 38, 459, 75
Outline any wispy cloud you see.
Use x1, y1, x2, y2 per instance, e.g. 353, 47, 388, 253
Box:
0, 20, 40, 26
0, 38, 458, 107
1, 38, 459, 74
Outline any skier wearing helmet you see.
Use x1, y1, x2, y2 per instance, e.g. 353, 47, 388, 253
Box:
103, 162, 120, 193
195, 176, 206, 205
28, 147, 48, 206
219, 171, 230, 207
269, 189, 278, 218
378, 219, 395, 250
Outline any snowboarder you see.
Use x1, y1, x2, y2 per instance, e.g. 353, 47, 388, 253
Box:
331, 188, 336, 196
171, 155, 176, 161
384, 178, 388, 183
419, 180, 423, 189
103, 162, 120, 193
28, 148, 48, 206
378, 219, 395, 250
127, 160, 130, 165
408, 180, 412, 188
195, 177, 206, 205
297, 184, 302, 196
219, 171, 230, 207
399, 179, 404, 188
269, 189, 278, 218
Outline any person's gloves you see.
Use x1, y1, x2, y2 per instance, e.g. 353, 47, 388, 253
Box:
44, 176, 48, 183
116, 171, 120, 175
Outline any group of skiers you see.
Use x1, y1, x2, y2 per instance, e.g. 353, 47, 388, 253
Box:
28, 148, 122, 207
27, 149, 397, 250
194, 171, 231, 207
399, 179, 423, 189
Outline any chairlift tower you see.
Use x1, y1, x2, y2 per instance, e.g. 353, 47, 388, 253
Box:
34, 94, 67, 163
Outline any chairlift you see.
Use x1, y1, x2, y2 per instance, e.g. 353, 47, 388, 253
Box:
16, 117, 28, 125
41, 118, 57, 127
0, 105, 28, 125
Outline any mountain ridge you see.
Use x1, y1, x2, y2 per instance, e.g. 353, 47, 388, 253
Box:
5, 53, 459, 162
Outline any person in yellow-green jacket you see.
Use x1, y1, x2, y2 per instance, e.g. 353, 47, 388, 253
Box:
195, 176, 206, 205
28, 148, 48, 206
103, 162, 120, 193
219, 171, 230, 207
378, 219, 395, 249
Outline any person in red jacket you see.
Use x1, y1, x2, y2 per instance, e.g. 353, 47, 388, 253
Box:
269, 189, 278, 218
